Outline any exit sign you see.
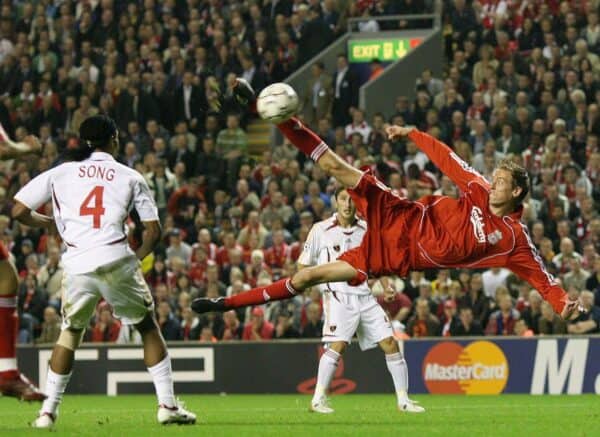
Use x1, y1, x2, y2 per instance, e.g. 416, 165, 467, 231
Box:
348, 38, 422, 63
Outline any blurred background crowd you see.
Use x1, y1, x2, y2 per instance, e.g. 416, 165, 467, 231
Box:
0, 0, 599, 344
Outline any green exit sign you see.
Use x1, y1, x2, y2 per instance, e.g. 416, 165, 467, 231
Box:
348, 38, 422, 63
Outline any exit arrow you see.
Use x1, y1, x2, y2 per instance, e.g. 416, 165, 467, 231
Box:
396, 40, 407, 58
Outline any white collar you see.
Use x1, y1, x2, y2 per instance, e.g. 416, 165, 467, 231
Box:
89, 151, 115, 161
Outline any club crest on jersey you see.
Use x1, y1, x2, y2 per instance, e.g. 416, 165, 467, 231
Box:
329, 325, 337, 333
333, 245, 340, 252
470, 206, 486, 244
487, 230, 503, 245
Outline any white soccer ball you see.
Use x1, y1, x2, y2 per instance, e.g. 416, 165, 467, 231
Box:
256, 82, 299, 124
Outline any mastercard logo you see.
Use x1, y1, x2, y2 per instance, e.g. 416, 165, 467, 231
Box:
422, 341, 509, 394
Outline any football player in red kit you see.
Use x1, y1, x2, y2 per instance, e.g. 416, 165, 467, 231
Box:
0, 125, 46, 401
192, 79, 581, 321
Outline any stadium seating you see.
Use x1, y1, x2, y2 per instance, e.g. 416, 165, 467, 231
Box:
1, 0, 599, 344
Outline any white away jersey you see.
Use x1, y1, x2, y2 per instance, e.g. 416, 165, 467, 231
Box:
15, 152, 158, 274
298, 214, 369, 295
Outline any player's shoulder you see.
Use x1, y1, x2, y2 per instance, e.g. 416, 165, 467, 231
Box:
355, 217, 367, 230
313, 215, 338, 233
112, 162, 147, 182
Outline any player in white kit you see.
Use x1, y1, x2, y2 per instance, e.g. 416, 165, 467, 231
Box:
11, 115, 196, 428
299, 188, 424, 414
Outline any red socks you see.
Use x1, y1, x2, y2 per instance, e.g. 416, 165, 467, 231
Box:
277, 117, 329, 161
0, 294, 18, 379
225, 278, 298, 308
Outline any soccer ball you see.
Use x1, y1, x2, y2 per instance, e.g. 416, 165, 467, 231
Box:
256, 83, 299, 124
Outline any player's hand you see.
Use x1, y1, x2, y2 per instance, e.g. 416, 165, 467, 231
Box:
385, 125, 415, 141
561, 296, 584, 321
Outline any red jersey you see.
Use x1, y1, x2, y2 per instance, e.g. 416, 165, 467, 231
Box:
341, 129, 568, 314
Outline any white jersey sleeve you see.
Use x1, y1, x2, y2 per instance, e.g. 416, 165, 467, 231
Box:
298, 225, 320, 266
132, 174, 159, 221
14, 169, 53, 210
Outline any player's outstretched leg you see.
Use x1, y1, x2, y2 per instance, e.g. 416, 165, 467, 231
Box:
310, 342, 346, 414
277, 119, 363, 188
192, 261, 359, 313
136, 314, 196, 425
379, 337, 424, 413
231, 78, 362, 189
0, 253, 46, 402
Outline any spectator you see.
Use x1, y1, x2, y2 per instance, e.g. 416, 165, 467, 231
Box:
166, 230, 192, 266
514, 319, 535, 337
407, 298, 440, 337
180, 307, 201, 341
552, 237, 583, 275
35, 306, 61, 345
238, 210, 269, 249
345, 109, 371, 144
157, 301, 182, 341
274, 311, 301, 338
459, 273, 490, 327
563, 258, 591, 291
481, 267, 511, 299
485, 295, 520, 336
538, 301, 567, 335
450, 307, 484, 336
35, 246, 63, 308
440, 300, 459, 336
222, 310, 244, 340
332, 54, 359, 127
242, 307, 274, 340
17, 274, 47, 343
374, 278, 412, 323
301, 302, 323, 338
303, 62, 333, 128
216, 114, 248, 190
567, 291, 600, 334
90, 305, 121, 343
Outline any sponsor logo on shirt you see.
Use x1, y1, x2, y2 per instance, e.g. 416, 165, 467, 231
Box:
470, 206, 486, 244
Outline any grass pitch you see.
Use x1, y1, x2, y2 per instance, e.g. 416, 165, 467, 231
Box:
2, 394, 599, 436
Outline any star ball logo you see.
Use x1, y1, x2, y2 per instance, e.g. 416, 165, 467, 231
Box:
422, 341, 509, 394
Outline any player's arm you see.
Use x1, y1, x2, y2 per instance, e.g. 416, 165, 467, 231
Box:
11, 201, 55, 229
0, 134, 43, 160
132, 174, 161, 260
135, 220, 161, 261
507, 231, 571, 317
11, 170, 55, 231
386, 125, 490, 192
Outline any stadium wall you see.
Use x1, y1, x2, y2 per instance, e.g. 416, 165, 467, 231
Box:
18, 337, 600, 395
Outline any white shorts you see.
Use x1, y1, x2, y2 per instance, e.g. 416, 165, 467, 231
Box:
60, 256, 154, 330
322, 292, 393, 351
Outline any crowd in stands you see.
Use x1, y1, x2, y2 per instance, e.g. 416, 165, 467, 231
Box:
1, 0, 599, 344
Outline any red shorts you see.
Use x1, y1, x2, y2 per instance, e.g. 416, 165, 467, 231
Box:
338, 172, 421, 285
0, 241, 8, 261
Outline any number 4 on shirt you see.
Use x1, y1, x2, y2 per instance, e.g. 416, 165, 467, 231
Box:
80, 186, 105, 228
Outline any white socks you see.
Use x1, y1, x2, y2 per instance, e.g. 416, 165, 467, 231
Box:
312, 348, 341, 403
41, 368, 72, 416
147, 355, 176, 408
385, 352, 409, 405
